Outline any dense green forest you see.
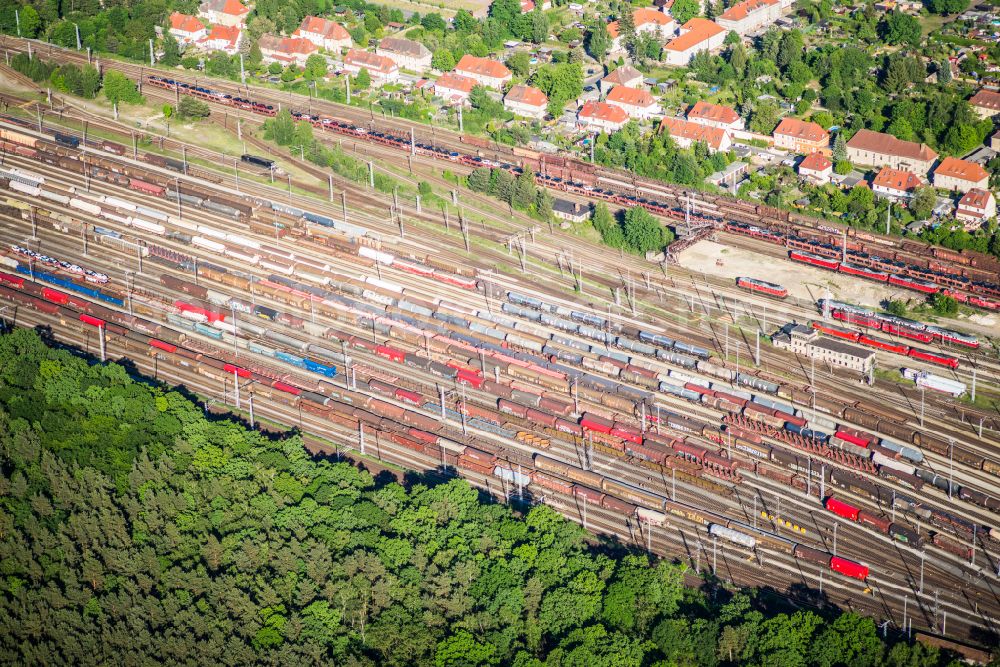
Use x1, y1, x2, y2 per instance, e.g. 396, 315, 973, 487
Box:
0, 328, 973, 665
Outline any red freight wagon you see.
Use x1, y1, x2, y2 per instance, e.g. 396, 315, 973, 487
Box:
829, 556, 869, 580
857, 510, 891, 534
825, 496, 860, 521
79, 313, 105, 327
834, 430, 870, 448
573, 485, 605, 504
457, 368, 484, 388
610, 425, 642, 444
580, 412, 614, 434
394, 388, 423, 406
149, 339, 177, 353
129, 178, 166, 196
272, 381, 301, 395
0, 272, 24, 288
223, 364, 252, 378
42, 287, 69, 304
376, 345, 406, 363
525, 407, 558, 428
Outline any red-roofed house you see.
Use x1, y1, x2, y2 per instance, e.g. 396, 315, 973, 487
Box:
600, 65, 644, 94
933, 156, 990, 193
969, 89, 1000, 119
605, 86, 661, 120
687, 101, 744, 131
772, 117, 830, 154
169, 13, 207, 44
454, 54, 512, 90
199, 24, 242, 54
578, 101, 629, 133
798, 152, 832, 185
955, 189, 996, 230
660, 117, 732, 152
198, 0, 249, 28
664, 18, 726, 66
293, 16, 352, 51
846, 129, 938, 175
608, 8, 677, 54
258, 34, 318, 65
872, 167, 922, 201
717, 0, 782, 35
344, 49, 399, 85
504, 84, 548, 119
435, 73, 476, 104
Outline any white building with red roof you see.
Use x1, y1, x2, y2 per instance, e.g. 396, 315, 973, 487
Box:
169, 13, 207, 44
933, 156, 990, 193
454, 54, 512, 90
716, 0, 782, 35
258, 34, 318, 66
664, 18, 726, 66
686, 101, 743, 131
343, 49, 399, 85
872, 167, 922, 201
504, 85, 548, 119
198, 0, 249, 28
660, 116, 731, 152
199, 24, 242, 54
772, 117, 829, 154
798, 152, 832, 185
605, 85, 661, 120
434, 72, 476, 104
955, 188, 996, 230
578, 101, 629, 133
293, 16, 352, 52
608, 8, 677, 54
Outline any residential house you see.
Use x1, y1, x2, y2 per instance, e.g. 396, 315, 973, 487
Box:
578, 101, 629, 133
553, 199, 591, 223
991, 130, 1000, 151
169, 13, 207, 44
293, 16, 352, 52
520, 0, 552, 10
664, 18, 726, 67
600, 65, 644, 94
605, 86, 660, 120
608, 8, 677, 54
660, 116, 732, 152
258, 34, 318, 65
686, 101, 744, 131
871, 167, 922, 201
969, 88, 1000, 118
343, 49, 399, 85
197, 0, 249, 28
955, 188, 996, 230
798, 152, 833, 185
717, 0, 782, 35
454, 54, 512, 90
377, 37, 432, 72
504, 84, 548, 119
933, 156, 990, 193
434, 72, 476, 103
199, 24, 242, 54
846, 129, 938, 175
772, 117, 830, 154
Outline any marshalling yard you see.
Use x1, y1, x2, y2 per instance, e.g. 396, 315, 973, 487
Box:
1, 36, 999, 661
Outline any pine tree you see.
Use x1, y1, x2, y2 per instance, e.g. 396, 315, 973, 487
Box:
832, 132, 847, 163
